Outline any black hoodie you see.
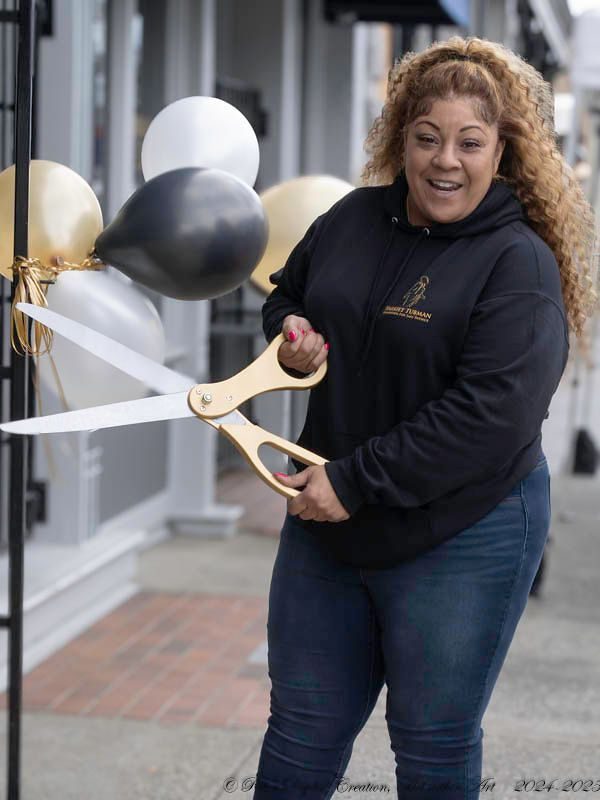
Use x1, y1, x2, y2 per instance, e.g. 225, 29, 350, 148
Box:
262, 172, 569, 569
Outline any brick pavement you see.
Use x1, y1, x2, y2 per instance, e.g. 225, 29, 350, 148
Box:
0, 590, 270, 727
0, 467, 282, 730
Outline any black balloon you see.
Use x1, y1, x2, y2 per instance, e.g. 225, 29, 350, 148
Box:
95, 167, 268, 300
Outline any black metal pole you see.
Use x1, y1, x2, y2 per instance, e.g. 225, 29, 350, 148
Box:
7, 0, 34, 797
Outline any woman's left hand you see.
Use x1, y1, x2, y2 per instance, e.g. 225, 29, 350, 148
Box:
273, 465, 350, 522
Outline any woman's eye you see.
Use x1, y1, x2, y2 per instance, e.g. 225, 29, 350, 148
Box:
417, 136, 436, 145
462, 140, 481, 149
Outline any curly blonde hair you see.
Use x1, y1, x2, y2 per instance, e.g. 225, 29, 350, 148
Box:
362, 36, 598, 355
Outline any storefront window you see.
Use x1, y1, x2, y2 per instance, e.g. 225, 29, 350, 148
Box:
133, 0, 166, 187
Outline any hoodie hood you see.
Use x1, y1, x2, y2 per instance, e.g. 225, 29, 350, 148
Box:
383, 171, 525, 237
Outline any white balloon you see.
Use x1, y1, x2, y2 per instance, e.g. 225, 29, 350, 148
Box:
37, 270, 166, 410
141, 96, 260, 187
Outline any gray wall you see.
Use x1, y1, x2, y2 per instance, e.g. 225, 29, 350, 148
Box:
95, 424, 169, 524
217, 0, 285, 191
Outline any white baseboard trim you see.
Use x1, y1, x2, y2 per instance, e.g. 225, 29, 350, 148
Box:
98, 491, 244, 540
168, 502, 244, 538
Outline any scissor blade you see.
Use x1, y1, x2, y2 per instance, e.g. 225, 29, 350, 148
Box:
16, 302, 194, 394
0, 392, 195, 435
208, 409, 248, 427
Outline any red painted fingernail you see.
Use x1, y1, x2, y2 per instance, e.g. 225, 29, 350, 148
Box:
301, 328, 306, 335
288, 331, 297, 342
308, 328, 314, 332
324, 342, 330, 350
273, 472, 287, 477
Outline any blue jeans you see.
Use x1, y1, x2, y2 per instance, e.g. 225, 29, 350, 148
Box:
254, 455, 551, 799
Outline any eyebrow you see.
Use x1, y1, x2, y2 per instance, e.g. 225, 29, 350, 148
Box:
414, 121, 486, 133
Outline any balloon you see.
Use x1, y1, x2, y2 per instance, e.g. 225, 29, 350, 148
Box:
251, 175, 354, 295
95, 167, 268, 301
141, 96, 260, 188
36, 269, 166, 410
0, 160, 103, 280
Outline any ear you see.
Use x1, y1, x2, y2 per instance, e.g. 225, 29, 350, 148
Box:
494, 138, 506, 172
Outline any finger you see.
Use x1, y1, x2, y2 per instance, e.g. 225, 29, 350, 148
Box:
277, 341, 307, 371
283, 314, 311, 331
279, 327, 314, 363
281, 316, 311, 346
287, 497, 306, 516
292, 332, 323, 372
313, 347, 329, 369
294, 330, 320, 361
308, 334, 325, 365
281, 316, 301, 340
279, 351, 313, 375
304, 344, 329, 372
291, 327, 315, 355
273, 471, 307, 488
283, 330, 302, 349
301, 341, 328, 374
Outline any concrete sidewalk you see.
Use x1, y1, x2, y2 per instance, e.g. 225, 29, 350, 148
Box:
0, 464, 599, 800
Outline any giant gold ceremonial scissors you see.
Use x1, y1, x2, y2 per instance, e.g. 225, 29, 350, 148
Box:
0, 303, 328, 499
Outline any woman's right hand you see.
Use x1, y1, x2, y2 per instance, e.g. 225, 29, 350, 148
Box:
278, 314, 329, 374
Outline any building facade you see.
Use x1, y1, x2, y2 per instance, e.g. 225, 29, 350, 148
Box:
0, 0, 572, 684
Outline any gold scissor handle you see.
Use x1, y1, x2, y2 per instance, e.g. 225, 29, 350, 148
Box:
218, 419, 328, 500
188, 332, 327, 418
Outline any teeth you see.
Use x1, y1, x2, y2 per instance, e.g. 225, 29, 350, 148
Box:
430, 180, 460, 189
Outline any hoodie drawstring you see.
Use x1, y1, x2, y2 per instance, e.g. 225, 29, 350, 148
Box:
357, 221, 430, 376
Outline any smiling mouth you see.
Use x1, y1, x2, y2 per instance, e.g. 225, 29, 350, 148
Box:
427, 179, 462, 192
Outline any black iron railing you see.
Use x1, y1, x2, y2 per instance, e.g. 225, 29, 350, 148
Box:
0, 1, 39, 796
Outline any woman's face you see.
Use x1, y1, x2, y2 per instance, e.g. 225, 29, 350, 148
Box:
404, 96, 505, 226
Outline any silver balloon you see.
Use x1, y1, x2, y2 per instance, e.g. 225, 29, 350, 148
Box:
141, 96, 260, 187
37, 270, 166, 409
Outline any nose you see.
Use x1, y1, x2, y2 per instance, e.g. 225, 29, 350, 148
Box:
432, 143, 461, 170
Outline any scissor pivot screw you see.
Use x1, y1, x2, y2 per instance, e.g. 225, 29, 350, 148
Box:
226, 395, 232, 401
201, 392, 212, 404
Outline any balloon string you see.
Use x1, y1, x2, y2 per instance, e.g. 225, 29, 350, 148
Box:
10, 259, 52, 355
33, 351, 74, 484
33, 353, 57, 481
9, 253, 106, 356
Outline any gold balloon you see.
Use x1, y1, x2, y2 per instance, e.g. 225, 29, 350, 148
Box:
251, 175, 354, 295
0, 160, 103, 280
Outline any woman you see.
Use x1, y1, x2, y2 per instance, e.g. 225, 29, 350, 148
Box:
255, 37, 597, 799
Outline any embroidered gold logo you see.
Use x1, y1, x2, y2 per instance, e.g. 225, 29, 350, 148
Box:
402, 276, 429, 307
382, 276, 432, 323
